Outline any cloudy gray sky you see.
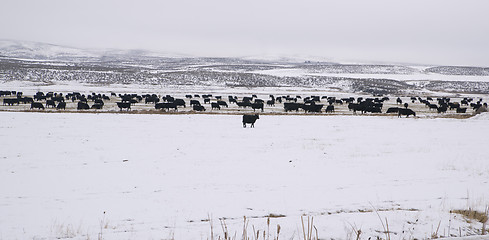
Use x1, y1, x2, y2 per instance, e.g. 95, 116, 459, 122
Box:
2, 0, 489, 66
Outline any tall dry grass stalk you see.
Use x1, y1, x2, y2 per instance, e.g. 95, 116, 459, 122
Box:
300, 216, 318, 240
370, 203, 390, 240
347, 222, 362, 240
242, 216, 249, 240
209, 214, 214, 240
208, 216, 284, 240
98, 211, 106, 240
484, 206, 489, 235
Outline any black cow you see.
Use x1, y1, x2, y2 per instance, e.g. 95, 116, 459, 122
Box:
365, 106, 382, 113
242, 97, 253, 103
348, 103, 368, 113
193, 105, 205, 111
266, 100, 275, 106
303, 104, 323, 113
46, 100, 56, 108
398, 108, 416, 118
145, 96, 159, 104
155, 102, 177, 111
456, 107, 467, 113
237, 101, 251, 108
56, 102, 66, 110
51, 96, 64, 103
3, 98, 19, 106
77, 102, 90, 110
325, 105, 335, 113
448, 102, 460, 110
437, 106, 447, 113
34, 95, 46, 101
284, 102, 301, 112
190, 100, 201, 106
174, 99, 186, 107
428, 104, 438, 110
19, 97, 34, 104
0, 91, 11, 96
30, 102, 44, 110
91, 104, 103, 109
251, 103, 264, 112
211, 102, 221, 110
217, 100, 228, 107
94, 99, 104, 106
471, 103, 482, 111
116, 102, 131, 111
242, 114, 259, 128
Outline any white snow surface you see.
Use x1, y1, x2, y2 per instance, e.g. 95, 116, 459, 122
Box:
252, 69, 489, 82
1, 112, 488, 239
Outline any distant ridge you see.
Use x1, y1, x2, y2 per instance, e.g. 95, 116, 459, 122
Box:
0, 39, 190, 61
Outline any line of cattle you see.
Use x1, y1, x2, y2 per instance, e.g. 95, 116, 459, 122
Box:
1, 90, 487, 117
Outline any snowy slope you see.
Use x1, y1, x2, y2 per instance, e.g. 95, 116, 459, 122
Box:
0, 39, 98, 60
0, 40, 188, 61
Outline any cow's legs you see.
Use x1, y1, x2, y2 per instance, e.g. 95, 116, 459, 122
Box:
243, 123, 246, 128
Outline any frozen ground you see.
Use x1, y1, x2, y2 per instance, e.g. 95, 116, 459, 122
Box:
1, 112, 488, 239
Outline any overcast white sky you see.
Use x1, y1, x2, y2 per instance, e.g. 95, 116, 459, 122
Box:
2, 0, 489, 66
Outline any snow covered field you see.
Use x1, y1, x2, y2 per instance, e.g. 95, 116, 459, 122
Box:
252, 69, 489, 83
1, 112, 488, 239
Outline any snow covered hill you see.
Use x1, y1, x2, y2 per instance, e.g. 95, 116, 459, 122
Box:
1, 40, 489, 95
0, 39, 97, 60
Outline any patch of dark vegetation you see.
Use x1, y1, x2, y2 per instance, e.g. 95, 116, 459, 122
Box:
425, 66, 489, 76
423, 81, 489, 94
297, 64, 417, 75
349, 78, 415, 95
320, 207, 420, 216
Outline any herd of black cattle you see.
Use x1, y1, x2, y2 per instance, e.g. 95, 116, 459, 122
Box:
1, 90, 487, 118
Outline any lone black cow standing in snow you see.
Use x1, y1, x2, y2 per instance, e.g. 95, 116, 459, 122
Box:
242, 114, 259, 128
